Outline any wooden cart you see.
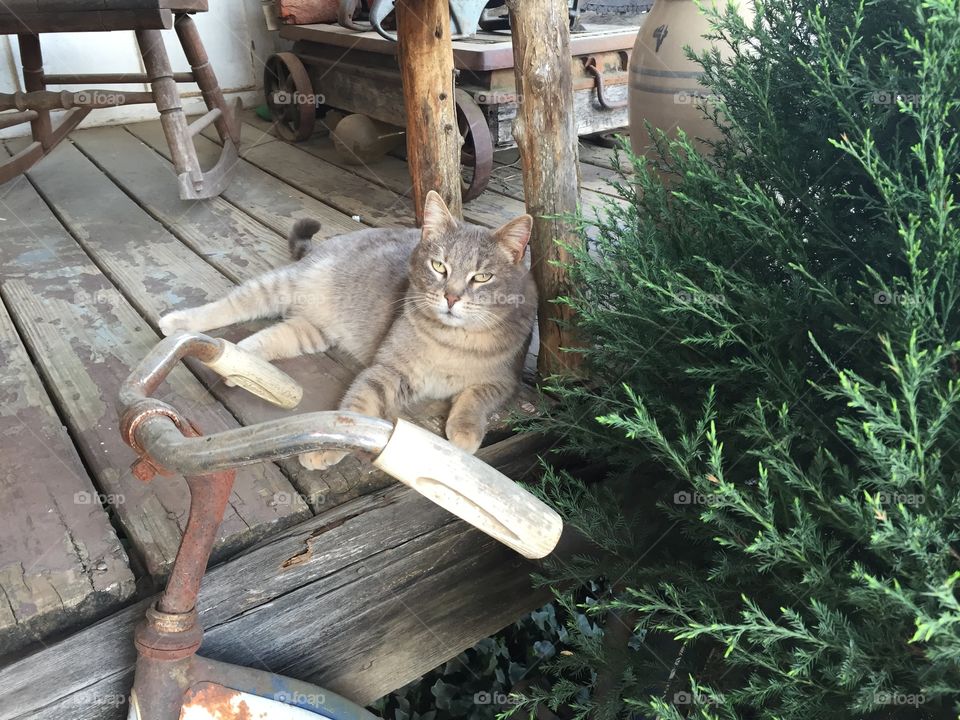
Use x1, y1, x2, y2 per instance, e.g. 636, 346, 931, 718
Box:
266, 22, 637, 200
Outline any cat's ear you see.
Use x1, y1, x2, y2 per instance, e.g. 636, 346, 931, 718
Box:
421, 190, 456, 240
493, 214, 533, 264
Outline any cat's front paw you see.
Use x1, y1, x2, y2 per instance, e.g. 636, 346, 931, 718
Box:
299, 449, 349, 471
445, 421, 484, 454
158, 309, 200, 337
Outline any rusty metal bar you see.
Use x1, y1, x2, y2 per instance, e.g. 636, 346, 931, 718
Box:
128, 412, 392, 475
160, 462, 236, 614
187, 107, 221, 137
584, 56, 628, 110
119, 332, 221, 410
45, 72, 194, 84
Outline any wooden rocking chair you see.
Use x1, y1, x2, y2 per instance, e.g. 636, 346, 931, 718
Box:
0, 1, 240, 200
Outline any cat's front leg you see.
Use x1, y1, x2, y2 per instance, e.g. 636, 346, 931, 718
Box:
299, 363, 414, 470
445, 383, 515, 454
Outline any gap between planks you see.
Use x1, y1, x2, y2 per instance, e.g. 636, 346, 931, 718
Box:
239, 112, 627, 227
0, 483, 550, 720
0, 141, 311, 578
68, 124, 544, 507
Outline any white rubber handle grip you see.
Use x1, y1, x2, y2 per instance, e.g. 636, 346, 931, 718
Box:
203, 339, 303, 409
373, 419, 563, 559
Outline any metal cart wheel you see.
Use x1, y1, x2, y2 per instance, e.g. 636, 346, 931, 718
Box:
264, 52, 316, 142
455, 89, 494, 202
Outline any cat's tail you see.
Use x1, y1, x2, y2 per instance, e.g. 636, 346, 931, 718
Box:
288, 218, 321, 261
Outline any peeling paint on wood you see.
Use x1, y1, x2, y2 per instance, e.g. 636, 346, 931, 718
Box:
0, 170, 309, 578
0, 297, 134, 658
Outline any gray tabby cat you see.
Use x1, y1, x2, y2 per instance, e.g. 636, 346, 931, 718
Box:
158, 191, 537, 470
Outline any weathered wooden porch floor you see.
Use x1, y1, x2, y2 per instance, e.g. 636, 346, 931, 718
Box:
0, 114, 621, 720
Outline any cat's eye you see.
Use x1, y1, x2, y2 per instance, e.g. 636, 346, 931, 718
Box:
472, 273, 493, 283
430, 259, 447, 274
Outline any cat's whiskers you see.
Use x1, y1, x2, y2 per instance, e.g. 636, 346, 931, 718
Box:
465, 304, 508, 331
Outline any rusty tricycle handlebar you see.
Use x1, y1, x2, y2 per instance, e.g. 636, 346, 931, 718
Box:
118, 331, 565, 720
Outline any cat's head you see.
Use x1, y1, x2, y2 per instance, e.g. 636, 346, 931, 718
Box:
408, 191, 534, 330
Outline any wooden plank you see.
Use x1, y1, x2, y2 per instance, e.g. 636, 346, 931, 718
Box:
202, 120, 418, 228
69, 125, 543, 510
0, 9, 172, 34
72, 129, 288, 282
122, 122, 367, 241
277, 0, 338, 24
0, 484, 550, 720
488, 154, 624, 212
65, 127, 405, 511
22, 137, 385, 514
241, 113, 528, 230
70, 126, 364, 283
578, 138, 631, 172
0, 159, 309, 577
0, 298, 135, 658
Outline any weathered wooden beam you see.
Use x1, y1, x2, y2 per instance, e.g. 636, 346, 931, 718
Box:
506, 0, 584, 376
395, 0, 464, 223
0, 485, 550, 720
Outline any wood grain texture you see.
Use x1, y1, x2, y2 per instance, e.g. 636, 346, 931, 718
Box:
0, 154, 309, 577
0, 484, 550, 720
74, 123, 544, 510
488, 153, 625, 213
124, 121, 367, 241
395, 0, 463, 223
576, 138, 627, 170
506, 0, 585, 377
209, 120, 417, 228
29, 134, 376, 513
241, 113, 528, 230
0, 298, 134, 658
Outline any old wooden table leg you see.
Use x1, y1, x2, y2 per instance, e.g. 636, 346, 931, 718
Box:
395, 0, 464, 223
507, 0, 584, 376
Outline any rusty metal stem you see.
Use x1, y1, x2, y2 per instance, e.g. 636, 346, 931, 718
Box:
159, 468, 235, 614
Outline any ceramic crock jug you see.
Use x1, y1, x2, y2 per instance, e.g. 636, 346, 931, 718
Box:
628, 0, 751, 158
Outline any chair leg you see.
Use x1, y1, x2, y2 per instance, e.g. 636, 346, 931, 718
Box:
17, 34, 52, 148
174, 14, 240, 146
136, 27, 205, 194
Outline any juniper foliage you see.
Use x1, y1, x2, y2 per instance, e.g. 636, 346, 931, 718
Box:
515, 1, 960, 718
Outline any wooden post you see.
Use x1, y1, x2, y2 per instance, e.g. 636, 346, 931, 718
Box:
395, 0, 464, 224
506, 0, 583, 376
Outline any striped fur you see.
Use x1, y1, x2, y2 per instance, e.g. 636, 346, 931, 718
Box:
158, 191, 537, 470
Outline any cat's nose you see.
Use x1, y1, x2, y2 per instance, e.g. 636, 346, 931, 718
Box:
445, 293, 460, 309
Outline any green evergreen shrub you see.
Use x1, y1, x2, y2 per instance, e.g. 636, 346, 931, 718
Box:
515, 1, 960, 718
